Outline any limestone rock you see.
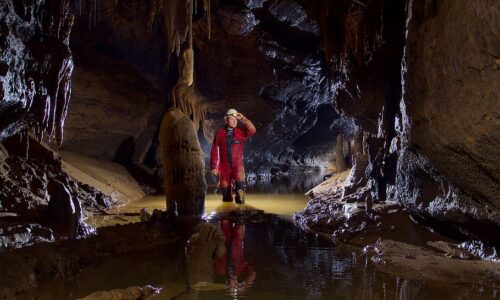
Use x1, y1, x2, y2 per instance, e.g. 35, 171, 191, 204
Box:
0, 0, 74, 144
159, 109, 207, 216
396, 0, 500, 244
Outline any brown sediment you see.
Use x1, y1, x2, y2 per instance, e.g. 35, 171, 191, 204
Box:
60, 151, 145, 205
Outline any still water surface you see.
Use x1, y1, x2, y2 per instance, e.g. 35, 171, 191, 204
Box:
26, 172, 499, 299
26, 216, 497, 300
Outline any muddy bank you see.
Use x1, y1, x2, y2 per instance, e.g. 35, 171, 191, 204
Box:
61, 151, 145, 205
0, 134, 150, 251
0, 135, 112, 250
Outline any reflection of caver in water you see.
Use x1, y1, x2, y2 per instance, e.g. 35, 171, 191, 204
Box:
210, 109, 256, 204
216, 219, 256, 294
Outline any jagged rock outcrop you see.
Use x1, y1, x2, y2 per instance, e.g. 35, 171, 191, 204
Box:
194, 0, 356, 172
0, 134, 111, 250
0, 0, 74, 144
302, 0, 499, 245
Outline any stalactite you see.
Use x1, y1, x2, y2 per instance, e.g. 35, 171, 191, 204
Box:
189, 0, 193, 49
21, 0, 75, 145
68, 0, 212, 140
203, 0, 211, 39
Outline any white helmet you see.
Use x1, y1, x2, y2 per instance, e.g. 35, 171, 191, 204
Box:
224, 108, 238, 118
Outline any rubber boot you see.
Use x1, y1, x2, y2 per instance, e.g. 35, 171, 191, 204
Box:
221, 187, 233, 202
234, 181, 246, 204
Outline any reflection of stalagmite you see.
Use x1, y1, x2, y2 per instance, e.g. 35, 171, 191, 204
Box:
159, 109, 206, 216
78, 285, 161, 300
185, 222, 226, 289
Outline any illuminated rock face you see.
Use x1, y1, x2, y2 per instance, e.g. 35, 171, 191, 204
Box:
306, 0, 499, 244
0, 0, 74, 144
396, 0, 500, 243
194, 1, 356, 171
0, 135, 110, 249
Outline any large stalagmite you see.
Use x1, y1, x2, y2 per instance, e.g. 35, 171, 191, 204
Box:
159, 109, 206, 216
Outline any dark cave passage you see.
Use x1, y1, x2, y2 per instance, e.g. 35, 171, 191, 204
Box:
0, 0, 499, 299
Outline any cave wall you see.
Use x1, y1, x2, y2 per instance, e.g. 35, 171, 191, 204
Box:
61, 2, 166, 164
396, 0, 500, 242
314, 0, 499, 244
60, 0, 357, 174
311, 0, 406, 203
0, 0, 73, 143
195, 0, 356, 172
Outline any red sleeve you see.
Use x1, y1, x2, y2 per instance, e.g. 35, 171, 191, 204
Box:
210, 132, 219, 170
241, 117, 256, 140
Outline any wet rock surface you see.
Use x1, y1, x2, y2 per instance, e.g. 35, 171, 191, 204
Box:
395, 0, 500, 245
0, 218, 180, 299
294, 170, 447, 247
296, 169, 500, 290
0, 223, 54, 250
193, 0, 355, 171
0, 0, 74, 143
0, 134, 111, 249
363, 239, 500, 288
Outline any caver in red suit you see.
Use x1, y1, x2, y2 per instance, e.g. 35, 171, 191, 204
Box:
210, 109, 256, 203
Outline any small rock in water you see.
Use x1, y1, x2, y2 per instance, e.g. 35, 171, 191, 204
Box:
78, 285, 162, 300
140, 208, 152, 222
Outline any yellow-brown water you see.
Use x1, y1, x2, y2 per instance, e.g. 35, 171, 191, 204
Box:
87, 193, 310, 227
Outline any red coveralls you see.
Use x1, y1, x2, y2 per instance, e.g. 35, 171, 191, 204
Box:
210, 117, 256, 201
216, 220, 256, 292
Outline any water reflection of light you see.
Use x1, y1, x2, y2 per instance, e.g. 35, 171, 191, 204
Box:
130, 193, 309, 218
88, 193, 311, 227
